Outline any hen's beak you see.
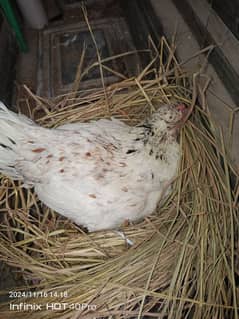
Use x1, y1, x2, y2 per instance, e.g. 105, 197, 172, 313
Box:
172, 104, 189, 136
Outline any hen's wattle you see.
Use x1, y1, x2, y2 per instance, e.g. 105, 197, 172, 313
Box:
0, 102, 186, 231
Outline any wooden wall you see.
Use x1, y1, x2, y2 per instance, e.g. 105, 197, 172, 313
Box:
209, 0, 239, 40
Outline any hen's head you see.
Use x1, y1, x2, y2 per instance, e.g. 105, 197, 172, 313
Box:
149, 103, 187, 136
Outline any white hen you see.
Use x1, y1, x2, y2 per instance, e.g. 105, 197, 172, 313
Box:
0, 102, 186, 231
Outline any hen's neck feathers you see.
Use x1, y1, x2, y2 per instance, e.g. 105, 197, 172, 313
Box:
130, 117, 177, 161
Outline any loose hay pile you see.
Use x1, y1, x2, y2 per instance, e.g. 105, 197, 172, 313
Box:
0, 39, 238, 319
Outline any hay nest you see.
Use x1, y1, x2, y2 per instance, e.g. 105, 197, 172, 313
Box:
0, 38, 238, 319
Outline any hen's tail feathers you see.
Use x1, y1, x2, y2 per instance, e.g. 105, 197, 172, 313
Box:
0, 102, 34, 179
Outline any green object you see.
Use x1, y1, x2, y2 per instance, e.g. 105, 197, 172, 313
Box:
0, 0, 28, 52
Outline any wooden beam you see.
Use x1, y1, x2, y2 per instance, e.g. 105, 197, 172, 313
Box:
172, 0, 239, 106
